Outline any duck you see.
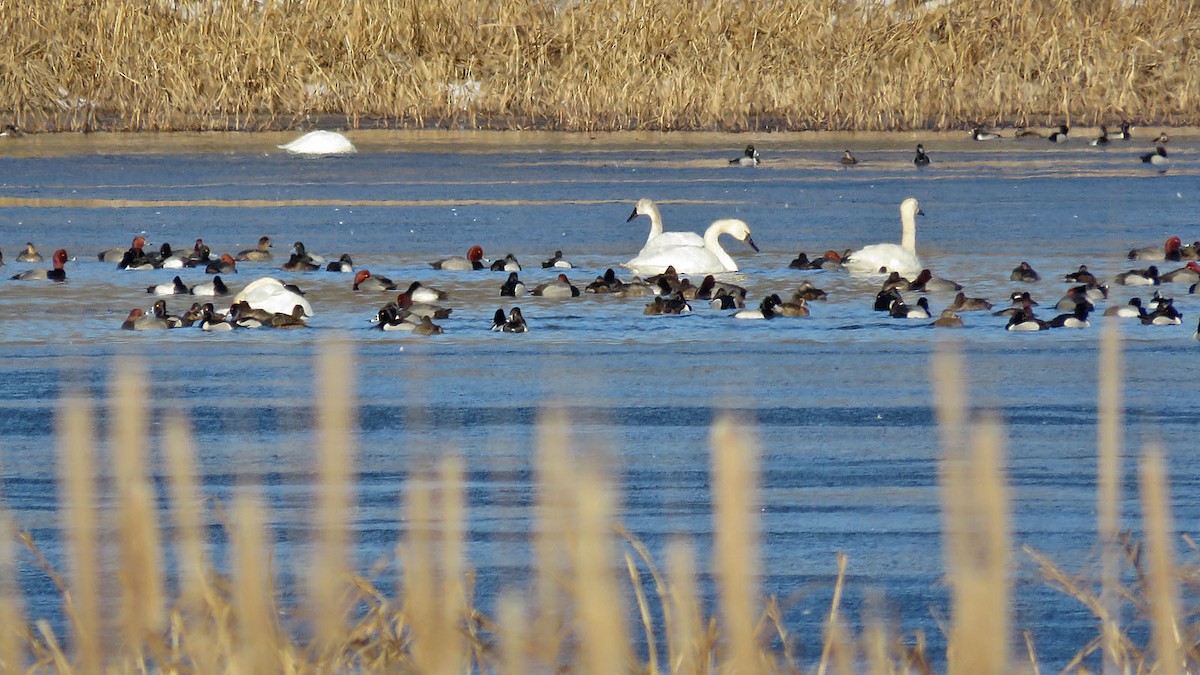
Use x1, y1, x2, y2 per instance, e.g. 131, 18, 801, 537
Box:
1054, 286, 1095, 312
353, 270, 398, 292
205, 254, 237, 274
1090, 126, 1111, 146
228, 301, 272, 328
1141, 298, 1183, 326
1153, 132, 1170, 145
236, 236, 274, 261
490, 254, 521, 272
1141, 145, 1168, 167
1048, 124, 1070, 143
972, 126, 1001, 141
431, 245, 486, 271
913, 144, 930, 167
178, 303, 204, 327
907, 269, 962, 292
376, 305, 417, 331
190, 276, 230, 296
1115, 265, 1160, 286
533, 273, 580, 298
15, 243, 43, 263
891, 296, 932, 319
1048, 303, 1091, 328
490, 308, 507, 331
627, 198, 705, 254
729, 145, 759, 166
1064, 265, 1099, 285
11, 248, 68, 281
732, 295, 778, 319
625, 219, 757, 275
792, 280, 827, 302
710, 290, 743, 310
118, 236, 156, 270
151, 299, 185, 328
200, 305, 234, 331
159, 243, 190, 269
499, 272, 527, 297
586, 269, 625, 294
0, 124, 22, 138
775, 295, 810, 317
1103, 298, 1146, 318
1128, 237, 1184, 262
948, 292, 993, 311
644, 293, 692, 315
1014, 127, 1043, 139
1106, 122, 1132, 141
874, 287, 904, 312
994, 294, 1039, 317
326, 254, 354, 273
611, 277, 654, 297
501, 307, 528, 333
1194, 317, 1199, 340
401, 281, 446, 304
395, 292, 452, 319
282, 253, 321, 272
932, 309, 965, 328
147, 275, 188, 295
412, 316, 444, 335
121, 308, 169, 331
840, 150, 858, 165
1007, 309, 1049, 331
1161, 262, 1200, 284
230, 277, 313, 317
269, 305, 309, 329
278, 130, 356, 155
541, 250, 572, 269
1010, 261, 1040, 282
845, 198, 925, 278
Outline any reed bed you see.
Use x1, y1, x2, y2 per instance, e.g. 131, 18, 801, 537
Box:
0, 331, 1197, 672
0, 0, 1197, 132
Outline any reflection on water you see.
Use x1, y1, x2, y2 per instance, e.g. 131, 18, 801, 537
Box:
0, 130, 1196, 668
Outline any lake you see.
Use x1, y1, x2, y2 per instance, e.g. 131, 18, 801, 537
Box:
0, 129, 1196, 669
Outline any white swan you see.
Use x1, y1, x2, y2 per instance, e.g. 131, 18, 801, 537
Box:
845, 198, 925, 277
230, 277, 314, 317
278, 130, 356, 155
625, 219, 758, 275
627, 198, 704, 253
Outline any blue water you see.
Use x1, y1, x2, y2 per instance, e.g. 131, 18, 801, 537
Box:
0, 130, 1197, 668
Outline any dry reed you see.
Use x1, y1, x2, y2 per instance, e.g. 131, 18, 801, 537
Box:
0, 340, 1195, 672
0, 0, 1197, 132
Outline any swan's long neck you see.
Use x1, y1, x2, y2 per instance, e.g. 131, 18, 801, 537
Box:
645, 203, 664, 244
900, 209, 917, 254
704, 221, 740, 272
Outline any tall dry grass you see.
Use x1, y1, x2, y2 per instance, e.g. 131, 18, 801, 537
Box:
0, 0, 1197, 132
0, 337, 1196, 671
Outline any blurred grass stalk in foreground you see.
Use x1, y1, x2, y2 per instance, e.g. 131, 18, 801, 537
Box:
0, 322, 1192, 671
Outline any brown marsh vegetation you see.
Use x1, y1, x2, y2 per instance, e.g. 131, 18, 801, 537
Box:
1, 326, 1198, 672
0, 0, 1197, 132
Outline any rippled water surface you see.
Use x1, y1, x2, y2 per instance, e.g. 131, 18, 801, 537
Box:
1, 130, 1198, 668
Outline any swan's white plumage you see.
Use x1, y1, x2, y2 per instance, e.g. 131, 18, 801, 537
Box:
231, 277, 314, 316
278, 130, 356, 155
625, 219, 757, 275
628, 198, 704, 254
845, 198, 924, 278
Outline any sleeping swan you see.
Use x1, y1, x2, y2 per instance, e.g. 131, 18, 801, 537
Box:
627, 198, 704, 253
625, 219, 758, 275
230, 277, 314, 317
845, 197, 925, 277
278, 130, 357, 155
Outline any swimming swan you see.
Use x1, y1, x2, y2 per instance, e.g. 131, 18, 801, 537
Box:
627, 198, 705, 253
625, 219, 758, 275
230, 277, 314, 317
278, 130, 356, 155
845, 198, 925, 277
